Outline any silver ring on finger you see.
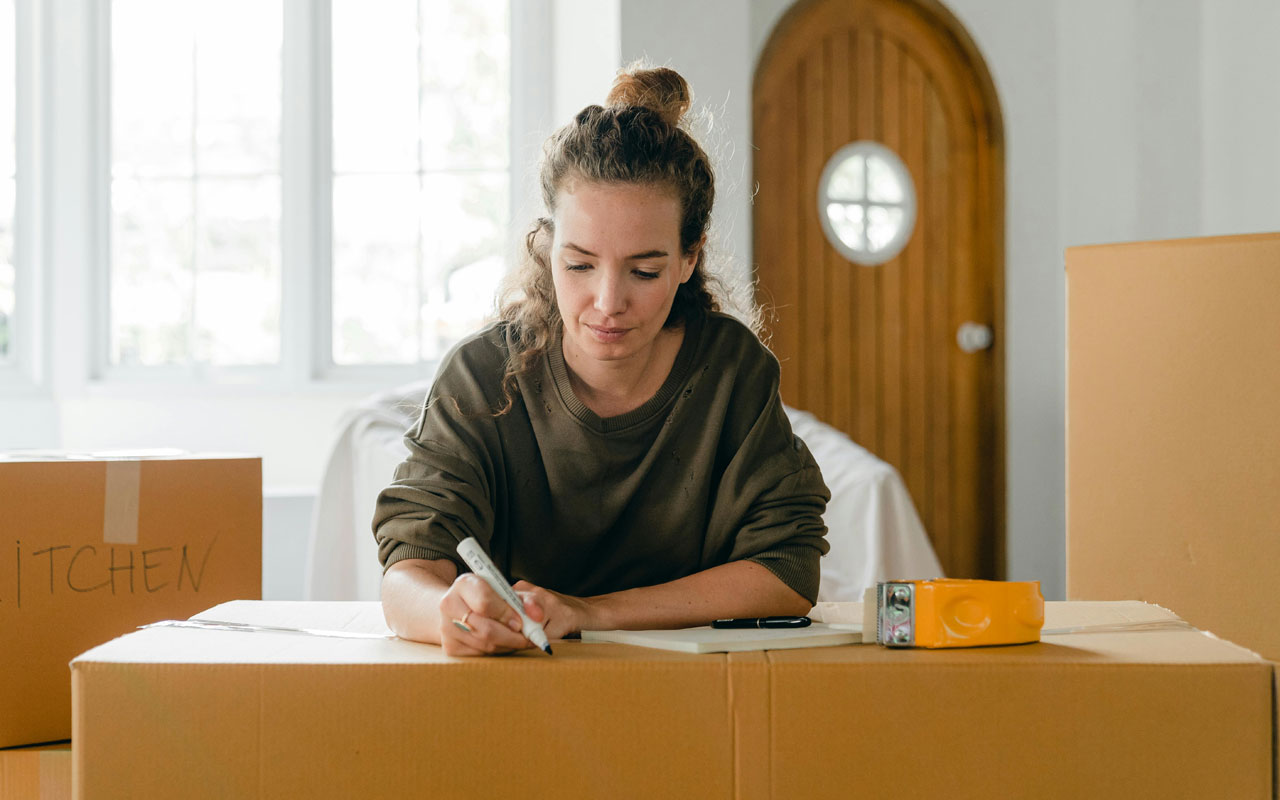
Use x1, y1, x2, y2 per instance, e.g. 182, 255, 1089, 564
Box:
451, 610, 473, 633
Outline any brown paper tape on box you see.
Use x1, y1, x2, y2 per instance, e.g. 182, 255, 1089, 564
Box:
102, 461, 141, 545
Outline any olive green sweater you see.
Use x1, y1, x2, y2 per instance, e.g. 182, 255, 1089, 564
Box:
372, 310, 830, 604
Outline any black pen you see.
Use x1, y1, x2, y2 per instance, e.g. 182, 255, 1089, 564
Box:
711, 616, 812, 629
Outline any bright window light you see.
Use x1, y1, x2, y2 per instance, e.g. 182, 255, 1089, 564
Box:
330, 0, 510, 366
110, 0, 283, 368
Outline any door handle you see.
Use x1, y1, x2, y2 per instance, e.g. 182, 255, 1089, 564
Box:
956, 322, 993, 353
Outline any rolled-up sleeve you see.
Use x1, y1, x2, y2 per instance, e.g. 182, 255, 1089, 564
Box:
372, 344, 503, 573
715, 362, 831, 605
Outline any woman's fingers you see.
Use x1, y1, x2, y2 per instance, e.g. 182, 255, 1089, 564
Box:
441, 609, 529, 655
448, 613, 531, 655
513, 583, 547, 623
439, 573, 534, 655
455, 574, 524, 631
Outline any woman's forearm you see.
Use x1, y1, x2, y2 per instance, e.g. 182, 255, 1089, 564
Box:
380, 558, 458, 644
586, 560, 811, 631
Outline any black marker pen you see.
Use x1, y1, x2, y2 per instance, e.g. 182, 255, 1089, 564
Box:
711, 615, 811, 629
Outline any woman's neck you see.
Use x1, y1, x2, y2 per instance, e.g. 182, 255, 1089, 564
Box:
562, 326, 685, 419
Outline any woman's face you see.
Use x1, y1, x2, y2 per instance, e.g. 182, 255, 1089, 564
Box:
551, 180, 698, 371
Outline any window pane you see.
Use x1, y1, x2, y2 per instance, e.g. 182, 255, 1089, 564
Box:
827, 155, 865, 202
111, 179, 193, 366
195, 178, 280, 365
420, 173, 506, 360
193, 1, 281, 175
332, 175, 419, 365
112, 0, 196, 179
419, 0, 509, 170
111, 0, 282, 369
867, 154, 905, 204
331, 1, 419, 174
331, 1, 511, 367
826, 202, 865, 252
867, 205, 905, 252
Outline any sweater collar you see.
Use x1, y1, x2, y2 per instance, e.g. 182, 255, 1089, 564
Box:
546, 310, 705, 433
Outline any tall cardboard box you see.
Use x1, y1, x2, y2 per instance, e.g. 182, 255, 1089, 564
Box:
71, 600, 1277, 799
1066, 233, 1280, 661
0, 453, 261, 748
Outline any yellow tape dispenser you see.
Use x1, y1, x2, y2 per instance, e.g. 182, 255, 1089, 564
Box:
864, 579, 1045, 648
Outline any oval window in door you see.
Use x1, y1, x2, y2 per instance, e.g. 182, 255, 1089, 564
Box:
818, 141, 916, 266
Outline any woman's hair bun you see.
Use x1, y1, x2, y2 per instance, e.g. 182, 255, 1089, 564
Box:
605, 64, 692, 128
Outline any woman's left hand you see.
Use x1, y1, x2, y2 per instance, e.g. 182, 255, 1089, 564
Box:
512, 580, 598, 640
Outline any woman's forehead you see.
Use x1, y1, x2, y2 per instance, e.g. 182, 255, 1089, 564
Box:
554, 181, 681, 234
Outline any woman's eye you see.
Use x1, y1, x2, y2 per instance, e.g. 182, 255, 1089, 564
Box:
566, 263, 591, 271
634, 270, 660, 280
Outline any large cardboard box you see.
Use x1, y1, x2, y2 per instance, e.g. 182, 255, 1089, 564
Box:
0, 453, 261, 748
71, 600, 1277, 799
0, 742, 71, 800
1066, 233, 1280, 662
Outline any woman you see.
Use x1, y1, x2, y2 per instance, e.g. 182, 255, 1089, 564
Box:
374, 65, 829, 656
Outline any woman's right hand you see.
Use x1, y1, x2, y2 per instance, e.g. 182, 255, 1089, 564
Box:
437, 572, 543, 656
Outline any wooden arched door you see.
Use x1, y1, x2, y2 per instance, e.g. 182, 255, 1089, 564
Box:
753, 0, 1005, 579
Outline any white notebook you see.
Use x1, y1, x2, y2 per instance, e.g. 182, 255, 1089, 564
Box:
580, 623, 863, 654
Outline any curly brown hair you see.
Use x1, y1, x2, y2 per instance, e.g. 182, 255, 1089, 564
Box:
494, 63, 742, 415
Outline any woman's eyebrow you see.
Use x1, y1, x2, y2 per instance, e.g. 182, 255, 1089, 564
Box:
563, 242, 668, 260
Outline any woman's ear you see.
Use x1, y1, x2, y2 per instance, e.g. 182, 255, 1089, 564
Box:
680, 236, 705, 283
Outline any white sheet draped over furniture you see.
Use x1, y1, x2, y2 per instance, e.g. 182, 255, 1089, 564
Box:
303, 382, 944, 603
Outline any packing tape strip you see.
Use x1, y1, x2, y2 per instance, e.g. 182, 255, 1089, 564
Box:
103, 460, 141, 545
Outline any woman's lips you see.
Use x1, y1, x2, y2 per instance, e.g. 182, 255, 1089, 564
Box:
587, 325, 628, 342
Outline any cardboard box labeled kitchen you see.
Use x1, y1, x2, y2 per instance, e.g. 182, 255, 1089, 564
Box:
1066, 232, 1280, 662
0, 742, 71, 800
0, 453, 261, 748
72, 600, 1277, 799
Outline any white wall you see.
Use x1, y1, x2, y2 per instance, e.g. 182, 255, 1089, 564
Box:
946, 0, 1065, 600
619, 0, 753, 285
1202, 0, 1280, 234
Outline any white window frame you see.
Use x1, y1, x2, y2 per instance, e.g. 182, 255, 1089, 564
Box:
79, 0, 552, 394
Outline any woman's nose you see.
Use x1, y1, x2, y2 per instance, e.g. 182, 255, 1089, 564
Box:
594, 273, 627, 316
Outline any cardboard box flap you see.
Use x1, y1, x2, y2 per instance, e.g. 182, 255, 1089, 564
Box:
190, 599, 393, 635
1041, 600, 1182, 629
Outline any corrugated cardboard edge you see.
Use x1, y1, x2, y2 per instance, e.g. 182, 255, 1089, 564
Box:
71, 663, 85, 798
728, 652, 769, 800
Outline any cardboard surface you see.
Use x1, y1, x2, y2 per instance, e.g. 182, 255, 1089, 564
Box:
72, 600, 1276, 799
0, 454, 261, 748
1066, 233, 1280, 662
0, 742, 71, 800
